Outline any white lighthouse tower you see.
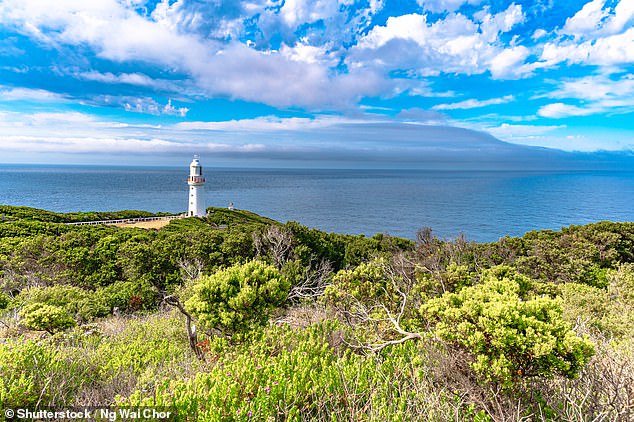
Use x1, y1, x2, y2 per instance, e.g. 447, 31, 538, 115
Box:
187, 155, 206, 217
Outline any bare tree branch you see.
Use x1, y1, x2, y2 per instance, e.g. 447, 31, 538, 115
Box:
163, 294, 205, 361
177, 258, 204, 283
253, 225, 294, 269
287, 258, 332, 303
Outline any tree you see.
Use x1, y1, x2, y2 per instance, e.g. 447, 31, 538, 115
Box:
185, 261, 290, 336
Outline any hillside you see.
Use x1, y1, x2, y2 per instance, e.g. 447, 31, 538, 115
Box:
0, 205, 632, 421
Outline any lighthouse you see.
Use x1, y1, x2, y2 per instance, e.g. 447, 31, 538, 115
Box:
187, 155, 206, 217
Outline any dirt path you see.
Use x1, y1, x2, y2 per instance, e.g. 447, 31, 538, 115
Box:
110, 219, 173, 229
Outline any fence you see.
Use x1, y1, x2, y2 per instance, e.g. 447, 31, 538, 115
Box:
66, 215, 183, 226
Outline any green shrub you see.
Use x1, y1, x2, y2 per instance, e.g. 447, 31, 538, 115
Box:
95, 280, 158, 314
560, 263, 634, 339
14, 285, 110, 323
323, 259, 401, 323
19, 303, 76, 334
0, 291, 9, 310
18, 285, 89, 313
0, 339, 67, 407
119, 323, 442, 421
421, 266, 594, 387
186, 260, 290, 336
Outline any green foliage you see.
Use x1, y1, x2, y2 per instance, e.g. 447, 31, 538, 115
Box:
0, 339, 69, 407
0, 313, 198, 408
416, 262, 475, 299
0, 205, 67, 223
14, 285, 106, 323
0, 291, 9, 309
206, 207, 277, 227
560, 263, 634, 339
422, 266, 595, 387
4, 205, 633, 419
286, 221, 408, 271
323, 259, 402, 325
325, 259, 388, 303
186, 261, 290, 336
19, 303, 76, 334
120, 323, 445, 421
96, 280, 158, 314
18, 285, 90, 311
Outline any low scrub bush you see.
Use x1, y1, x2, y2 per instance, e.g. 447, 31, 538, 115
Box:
421, 266, 595, 388
186, 260, 290, 336
19, 303, 76, 334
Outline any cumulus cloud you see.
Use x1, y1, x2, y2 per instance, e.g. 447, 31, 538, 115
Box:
562, 0, 634, 38
562, 0, 609, 38
123, 98, 188, 116
538, 0, 634, 68
349, 4, 528, 79
0, 0, 383, 109
279, 0, 339, 27
541, 27, 634, 67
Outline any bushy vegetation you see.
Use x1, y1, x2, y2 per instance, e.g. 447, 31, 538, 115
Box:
1, 205, 633, 420
186, 261, 290, 336
422, 266, 595, 387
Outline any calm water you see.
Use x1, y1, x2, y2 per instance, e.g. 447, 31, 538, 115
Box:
1, 165, 633, 242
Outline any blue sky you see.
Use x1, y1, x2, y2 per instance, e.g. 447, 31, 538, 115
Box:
0, 0, 633, 167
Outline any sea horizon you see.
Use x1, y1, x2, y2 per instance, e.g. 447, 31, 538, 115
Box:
1, 164, 633, 243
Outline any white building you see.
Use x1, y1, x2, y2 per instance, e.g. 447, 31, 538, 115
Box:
187, 155, 206, 217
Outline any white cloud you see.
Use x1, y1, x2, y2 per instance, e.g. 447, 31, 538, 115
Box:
175, 116, 341, 132
547, 73, 634, 101
537, 103, 595, 118
162, 99, 189, 117
76, 71, 183, 92
534, 73, 634, 118
121, 97, 189, 116
562, 0, 608, 38
433, 95, 514, 110
541, 27, 634, 66
0, 86, 67, 102
280, 0, 339, 27
356, 14, 429, 49
562, 0, 634, 38
477, 3, 525, 43
0, 135, 265, 154
538, 0, 634, 69
350, 6, 528, 79
280, 42, 339, 66
0, 0, 409, 109
488, 46, 530, 78
605, 0, 634, 34
487, 122, 566, 138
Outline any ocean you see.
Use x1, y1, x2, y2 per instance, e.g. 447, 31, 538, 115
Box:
1, 164, 633, 242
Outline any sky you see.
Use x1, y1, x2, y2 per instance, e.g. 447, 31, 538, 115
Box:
0, 0, 633, 168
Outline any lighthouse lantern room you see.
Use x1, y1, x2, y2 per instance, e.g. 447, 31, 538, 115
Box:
187, 155, 206, 217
